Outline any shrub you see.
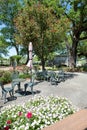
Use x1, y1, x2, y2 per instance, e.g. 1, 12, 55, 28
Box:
10, 55, 22, 65
0, 70, 12, 84
82, 63, 87, 71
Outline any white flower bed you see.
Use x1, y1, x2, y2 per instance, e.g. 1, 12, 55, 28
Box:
0, 95, 77, 130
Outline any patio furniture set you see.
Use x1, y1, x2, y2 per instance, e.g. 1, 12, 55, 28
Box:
0, 70, 65, 103
36, 70, 65, 85
0, 71, 35, 103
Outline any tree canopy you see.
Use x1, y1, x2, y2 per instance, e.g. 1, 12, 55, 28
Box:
61, 0, 87, 67
14, 2, 69, 70
0, 35, 9, 57
0, 0, 87, 69
0, 0, 22, 55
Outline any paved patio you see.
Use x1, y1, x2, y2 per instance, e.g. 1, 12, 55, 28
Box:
0, 71, 87, 130
0, 72, 87, 109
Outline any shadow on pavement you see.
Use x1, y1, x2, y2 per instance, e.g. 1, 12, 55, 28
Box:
64, 72, 78, 80
7, 96, 17, 102
18, 90, 41, 96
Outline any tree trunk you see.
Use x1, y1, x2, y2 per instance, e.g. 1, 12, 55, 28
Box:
15, 45, 19, 55
41, 58, 45, 71
69, 39, 78, 68
86, 56, 87, 63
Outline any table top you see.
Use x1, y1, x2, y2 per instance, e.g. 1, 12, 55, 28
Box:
12, 78, 26, 82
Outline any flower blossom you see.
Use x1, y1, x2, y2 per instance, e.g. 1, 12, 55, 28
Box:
26, 112, 32, 119
6, 120, 11, 124
18, 111, 22, 116
4, 126, 9, 130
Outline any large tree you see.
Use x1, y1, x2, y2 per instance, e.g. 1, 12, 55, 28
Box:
40, 0, 87, 68
14, 2, 68, 70
0, 0, 22, 55
61, 0, 87, 68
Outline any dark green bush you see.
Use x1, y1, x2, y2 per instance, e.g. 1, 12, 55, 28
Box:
82, 63, 87, 71
0, 69, 31, 84
0, 70, 12, 84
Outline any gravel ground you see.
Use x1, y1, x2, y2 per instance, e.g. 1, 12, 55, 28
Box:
0, 70, 87, 110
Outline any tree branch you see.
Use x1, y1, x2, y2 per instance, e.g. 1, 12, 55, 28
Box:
79, 36, 87, 41
80, 23, 87, 32
83, 20, 87, 24
64, 12, 74, 22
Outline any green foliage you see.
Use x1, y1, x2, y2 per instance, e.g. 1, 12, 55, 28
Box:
78, 40, 87, 58
0, 70, 12, 84
33, 64, 40, 72
0, 68, 31, 84
0, 36, 9, 57
0, 96, 76, 130
0, 0, 22, 55
0, 58, 10, 66
19, 73, 31, 79
10, 55, 22, 65
61, 0, 87, 68
0, 0, 87, 69
14, 2, 69, 70
82, 64, 87, 71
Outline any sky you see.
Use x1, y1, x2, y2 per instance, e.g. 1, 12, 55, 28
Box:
2, 47, 17, 58
7, 47, 17, 58
0, 24, 17, 58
